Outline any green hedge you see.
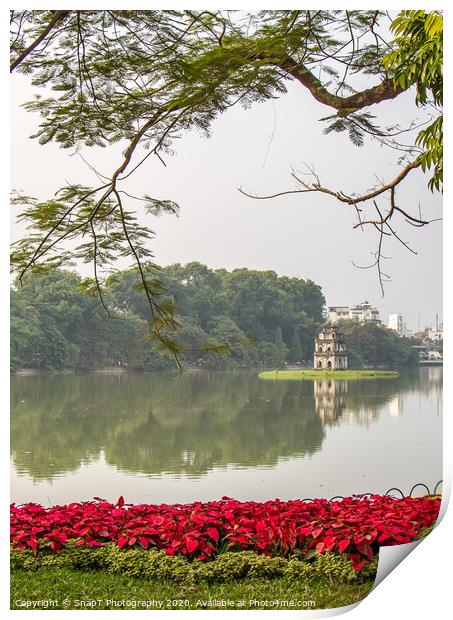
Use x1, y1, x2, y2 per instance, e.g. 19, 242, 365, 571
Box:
11, 545, 378, 585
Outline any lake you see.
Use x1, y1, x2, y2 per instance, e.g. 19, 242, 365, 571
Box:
10, 367, 442, 505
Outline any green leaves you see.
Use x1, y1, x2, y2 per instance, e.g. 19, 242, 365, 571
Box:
143, 197, 180, 217
10, 9, 443, 364
321, 112, 385, 147
416, 115, 443, 192
383, 10, 443, 192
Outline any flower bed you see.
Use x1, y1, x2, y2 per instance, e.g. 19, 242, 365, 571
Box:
10, 495, 440, 571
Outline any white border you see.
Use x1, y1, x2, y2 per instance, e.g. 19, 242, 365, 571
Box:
3, 2, 450, 618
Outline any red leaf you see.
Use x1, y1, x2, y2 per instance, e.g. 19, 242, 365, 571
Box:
324, 535, 336, 550
207, 528, 219, 543
357, 542, 373, 560
351, 559, 366, 571
186, 539, 198, 553
87, 540, 104, 548
337, 539, 350, 553
9, 494, 441, 566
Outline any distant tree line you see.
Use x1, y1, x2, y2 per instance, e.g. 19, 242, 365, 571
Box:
10, 264, 418, 371
335, 320, 419, 369
10, 264, 323, 371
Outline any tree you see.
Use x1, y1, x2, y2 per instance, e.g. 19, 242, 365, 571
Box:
274, 326, 288, 367
10, 265, 326, 371
241, 10, 442, 292
383, 10, 442, 191
206, 315, 250, 369
335, 320, 418, 368
289, 326, 302, 363
10, 10, 442, 357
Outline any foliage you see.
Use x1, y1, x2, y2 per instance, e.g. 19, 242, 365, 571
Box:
10, 265, 324, 370
11, 544, 377, 586
10, 10, 442, 356
335, 320, 419, 369
259, 370, 399, 380
383, 10, 443, 191
11, 495, 440, 571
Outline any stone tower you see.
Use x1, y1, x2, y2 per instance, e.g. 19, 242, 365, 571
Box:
313, 323, 348, 370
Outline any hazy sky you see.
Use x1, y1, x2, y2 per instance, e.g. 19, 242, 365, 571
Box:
11, 63, 442, 331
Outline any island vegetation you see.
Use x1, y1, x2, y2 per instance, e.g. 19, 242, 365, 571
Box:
259, 370, 399, 380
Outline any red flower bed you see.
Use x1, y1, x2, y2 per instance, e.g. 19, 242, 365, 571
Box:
10, 495, 440, 570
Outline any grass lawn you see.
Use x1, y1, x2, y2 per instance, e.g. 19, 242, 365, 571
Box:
10, 567, 374, 610
259, 370, 399, 380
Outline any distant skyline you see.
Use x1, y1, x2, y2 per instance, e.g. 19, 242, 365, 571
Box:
11, 71, 442, 331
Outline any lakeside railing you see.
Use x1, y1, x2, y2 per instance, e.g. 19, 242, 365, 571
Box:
300, 480, 443, 502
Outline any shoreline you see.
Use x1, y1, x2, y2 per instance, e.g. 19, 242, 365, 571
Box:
259, 370, 400, 380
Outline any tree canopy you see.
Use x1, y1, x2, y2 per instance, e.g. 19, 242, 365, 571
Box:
11, 265, 417, 372
10, 10, 442, 359
10, 265, 324, 371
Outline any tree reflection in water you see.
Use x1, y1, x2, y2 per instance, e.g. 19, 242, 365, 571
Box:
11, 369, 438, 482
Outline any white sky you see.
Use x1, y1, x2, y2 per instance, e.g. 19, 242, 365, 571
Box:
10, 40, 442, 332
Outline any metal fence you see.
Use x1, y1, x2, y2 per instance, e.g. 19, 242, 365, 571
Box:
300, 480, 443, 502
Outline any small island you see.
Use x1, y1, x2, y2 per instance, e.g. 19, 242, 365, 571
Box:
259, 369, 399, 380
260, 324, 399, 380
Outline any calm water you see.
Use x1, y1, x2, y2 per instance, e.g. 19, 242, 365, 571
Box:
10, 368, 442, 505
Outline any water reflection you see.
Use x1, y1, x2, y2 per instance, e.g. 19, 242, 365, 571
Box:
11, 369, 440, 485
314, 379, 386, 427
314, 380, 346, 426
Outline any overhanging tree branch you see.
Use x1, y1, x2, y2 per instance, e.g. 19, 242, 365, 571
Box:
239, 158, 440, 294
10, 10, 71, 73
277, 56, 404, 113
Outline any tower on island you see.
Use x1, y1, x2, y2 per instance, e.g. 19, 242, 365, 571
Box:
313, 323, 348, 370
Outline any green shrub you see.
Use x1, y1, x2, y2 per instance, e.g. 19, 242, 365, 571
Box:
418, 524, 435, 539
312, 552, 357, 582
11, 546, 377, 585
284, 557, 314, 580
247, 554, 287, 579
192, 551, 250, 582
97, 545, 190, 582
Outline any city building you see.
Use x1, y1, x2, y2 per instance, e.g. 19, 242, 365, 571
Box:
427, 315, 443, 341
313, 323, 348, 370
327, 301, 380, 325
327, 306, 350, 323
388, 313, 405, 335
428, 327, 443, 341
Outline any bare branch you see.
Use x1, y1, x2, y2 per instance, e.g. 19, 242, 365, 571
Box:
239, 157, 439, 294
